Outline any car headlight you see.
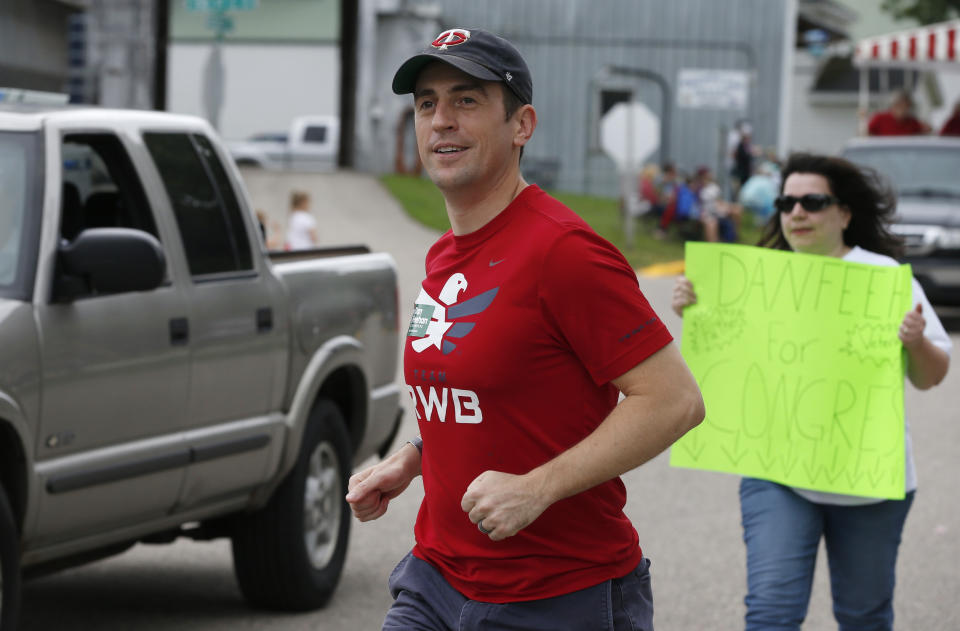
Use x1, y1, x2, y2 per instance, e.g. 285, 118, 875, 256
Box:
938, 228, 960, 249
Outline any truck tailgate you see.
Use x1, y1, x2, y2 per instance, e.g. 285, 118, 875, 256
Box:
268, 244, 371, 263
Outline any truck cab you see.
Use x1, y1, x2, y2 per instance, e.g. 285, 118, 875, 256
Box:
842, 136, 960, 305
226, 115, 340, 171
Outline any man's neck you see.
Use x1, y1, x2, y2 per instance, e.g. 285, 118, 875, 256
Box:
444, 173, 529, 236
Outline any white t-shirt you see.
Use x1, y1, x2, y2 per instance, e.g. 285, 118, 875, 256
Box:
699, 182, 724, 218
791, 246, 952, 506
285, 210, 318, 250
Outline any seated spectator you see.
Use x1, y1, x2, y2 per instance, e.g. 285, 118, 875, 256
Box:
656, 172, 705, 242
940, 100, 960, 136
760, 149, 782, 189
638, 163, 660, 207
653, 163, 679, 239
738, 163, 778, 222
868, 90, 931, 136
695, 166, 739, 243
675, 176, 700, 222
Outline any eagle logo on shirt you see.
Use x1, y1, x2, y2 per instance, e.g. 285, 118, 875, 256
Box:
408, 273, 499, 355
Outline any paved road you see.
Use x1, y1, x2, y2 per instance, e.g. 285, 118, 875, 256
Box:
20, 171, 960, 630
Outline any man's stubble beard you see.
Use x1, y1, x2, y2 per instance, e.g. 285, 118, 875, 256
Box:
426, 161, 482, 195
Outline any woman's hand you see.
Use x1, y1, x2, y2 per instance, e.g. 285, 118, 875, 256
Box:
898, 303, 925, 350
899, 302, 950, 390
672, 276, 697, 317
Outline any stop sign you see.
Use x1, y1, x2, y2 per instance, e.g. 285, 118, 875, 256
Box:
600, 101, 660, 170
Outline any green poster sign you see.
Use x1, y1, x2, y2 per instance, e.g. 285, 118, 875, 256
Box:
670, 243, 913, 499
171, 0, 340, 42
407, 304, 434, 338
185, 0, 258, 11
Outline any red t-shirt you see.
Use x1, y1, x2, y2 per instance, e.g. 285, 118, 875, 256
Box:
640, 176, 659, 205
404, 185, 673, 603
867, 111, 925, 136
940, 115, 960, 136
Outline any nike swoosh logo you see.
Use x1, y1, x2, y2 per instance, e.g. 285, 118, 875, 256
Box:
489, 258, 506, 267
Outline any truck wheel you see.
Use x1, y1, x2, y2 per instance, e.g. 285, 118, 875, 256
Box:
0, 487, 21, 631
232, 400, 352, 611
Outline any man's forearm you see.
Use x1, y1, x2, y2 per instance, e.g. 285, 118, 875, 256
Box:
460, 344, 704, 540
458, 392, 701, 542
528, 388, 703, 507
395, 440, 423, 478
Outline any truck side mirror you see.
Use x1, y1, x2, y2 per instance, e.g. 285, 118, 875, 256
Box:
54, 228, 166, 302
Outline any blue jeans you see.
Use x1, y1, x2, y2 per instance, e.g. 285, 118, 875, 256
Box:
382, 552, 653, 631
739, 478, 914, 631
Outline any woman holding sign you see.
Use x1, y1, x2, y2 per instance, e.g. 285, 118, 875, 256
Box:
672, 153, 951, 631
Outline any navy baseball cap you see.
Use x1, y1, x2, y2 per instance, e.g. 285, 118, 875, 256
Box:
392, 28, 533, 105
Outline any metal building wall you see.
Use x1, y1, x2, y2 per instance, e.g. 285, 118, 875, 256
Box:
0, 0, 80, 93
84, 0, 158, 109
395, 0, 789, 196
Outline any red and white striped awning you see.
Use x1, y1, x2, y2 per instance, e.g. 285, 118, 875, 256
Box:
854, 19, 960, 70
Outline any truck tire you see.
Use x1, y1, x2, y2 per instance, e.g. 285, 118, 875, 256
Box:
232, 400, 352, 611
0, 487, 21, 631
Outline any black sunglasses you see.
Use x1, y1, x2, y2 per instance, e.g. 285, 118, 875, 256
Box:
774, 194, 839, 213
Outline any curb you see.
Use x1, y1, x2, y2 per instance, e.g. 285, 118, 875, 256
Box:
638, 260, 685, 277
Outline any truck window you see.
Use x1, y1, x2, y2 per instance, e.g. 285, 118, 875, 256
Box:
303, 126, 327, 144
60, 134, 160, 242
191, 133, 253, 259
843, 146, 960, 198
0, 131, 42, 301
143, 132, 253, 277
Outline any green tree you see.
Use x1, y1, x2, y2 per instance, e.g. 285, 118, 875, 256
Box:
881, 0, 960, 24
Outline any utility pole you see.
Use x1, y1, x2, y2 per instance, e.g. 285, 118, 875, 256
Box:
154, 0, 169, 110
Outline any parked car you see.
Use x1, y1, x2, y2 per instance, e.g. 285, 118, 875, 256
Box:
226, 115, 339, 171
0, 102, 401, 630
842, 136, 960, 305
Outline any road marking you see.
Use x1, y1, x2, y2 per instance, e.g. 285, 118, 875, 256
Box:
638, 260, 685, 277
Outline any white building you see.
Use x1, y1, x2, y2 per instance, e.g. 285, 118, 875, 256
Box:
789, 0, 960, 155
0, 0, 84, 94
165, 0, 343, 143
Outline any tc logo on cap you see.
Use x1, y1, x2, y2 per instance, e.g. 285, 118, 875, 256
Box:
432, 28, 471, 50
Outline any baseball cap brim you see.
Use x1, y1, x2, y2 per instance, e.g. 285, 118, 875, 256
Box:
392, 53, 502, 95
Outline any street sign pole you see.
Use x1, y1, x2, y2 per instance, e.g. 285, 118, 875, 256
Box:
187, 0, 259, 132
600, 101, 660, 248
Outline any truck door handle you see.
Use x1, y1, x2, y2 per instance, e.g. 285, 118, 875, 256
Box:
256, 307, 273, 333
169, 317, 189, 346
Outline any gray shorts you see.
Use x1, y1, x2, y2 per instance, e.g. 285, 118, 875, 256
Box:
382, 552, 653, 631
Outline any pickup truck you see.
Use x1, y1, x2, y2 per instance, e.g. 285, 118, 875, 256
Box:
226, 115, 340, 171
0, 103, 401, 630
842, 136, 960, 305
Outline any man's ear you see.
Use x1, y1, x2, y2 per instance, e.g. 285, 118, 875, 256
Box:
513, 104, 537, 149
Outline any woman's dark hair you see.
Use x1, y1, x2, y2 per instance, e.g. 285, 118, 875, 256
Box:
757, 152, 904, 259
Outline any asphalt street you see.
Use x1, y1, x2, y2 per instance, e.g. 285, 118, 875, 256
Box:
20, 170, 960, 630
